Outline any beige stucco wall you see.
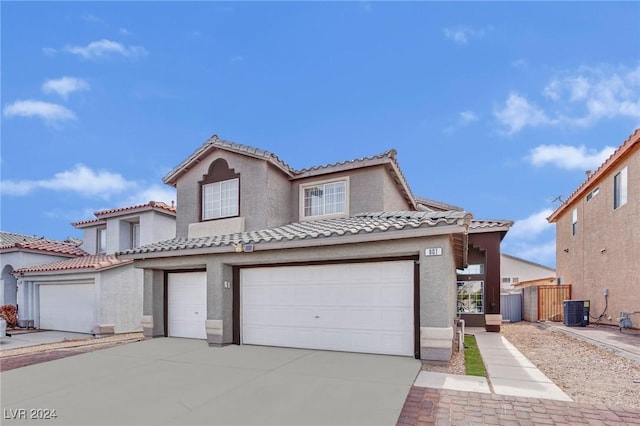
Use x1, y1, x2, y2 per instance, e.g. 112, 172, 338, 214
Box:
291, 165, 411, 220
135, 233, 459, 345
99, 265, 143, 333
175, 151, 292, 238
500, 254, 555, 289
555, 147, 640, 326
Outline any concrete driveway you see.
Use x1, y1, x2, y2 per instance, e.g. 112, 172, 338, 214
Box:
0, 338, 420, 426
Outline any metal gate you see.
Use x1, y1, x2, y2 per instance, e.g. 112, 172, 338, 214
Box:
501, 293, 522, 322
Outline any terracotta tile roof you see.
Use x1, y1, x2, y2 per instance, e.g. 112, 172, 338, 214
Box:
548, 128, 640, 222
163, 135, 296, 185
73, 201, 176, 227
119, 210, 472, 256
0, 232, 87, 257
14, 254, 133, 275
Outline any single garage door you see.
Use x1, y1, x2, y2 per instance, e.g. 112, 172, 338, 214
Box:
39, 283, 96, 333
241, 261, 414, 356
167, 272, 207, 339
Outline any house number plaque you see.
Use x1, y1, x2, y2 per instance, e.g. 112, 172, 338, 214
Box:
425, 248, 443, 256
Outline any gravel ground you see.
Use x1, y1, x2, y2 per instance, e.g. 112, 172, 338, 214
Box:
422, 323, 640, 408
501, 322, 640, 409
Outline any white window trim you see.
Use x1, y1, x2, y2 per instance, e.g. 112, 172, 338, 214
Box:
131, 223, 140, 249
97, 227, 107, 254
299, 176, 349, 221
572, 208, 578, 236
613, 166, 628, 210
202, 177, 240, 220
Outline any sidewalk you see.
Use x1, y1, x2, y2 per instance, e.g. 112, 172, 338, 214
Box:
412, 328, 571, 401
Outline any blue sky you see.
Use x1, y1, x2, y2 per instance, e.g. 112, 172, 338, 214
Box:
2, 1, 639, 268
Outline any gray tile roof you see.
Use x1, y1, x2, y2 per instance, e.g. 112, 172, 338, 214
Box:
118, 211, 472, 256
0, 231, 41, 246
161, 135, 418, 209
416, 197, 464, 212
163, 135, 296, 184
469, 219, 514, 232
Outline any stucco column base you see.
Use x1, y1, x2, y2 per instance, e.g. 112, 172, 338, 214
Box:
485, 314, 502, 332
420, 326, 453, 363
141, 315, 154, 338
205, 319, 223, 346
93, 324, 115, 336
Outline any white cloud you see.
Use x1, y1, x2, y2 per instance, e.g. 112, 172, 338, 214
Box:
529, 145, 616, 170
65, 39, 148, 60
124, 184, 176, 206
42, 77, 90, 99
3, 99, 76, 124
43, 47, 57, 57
1, 164, 133, 198
504, 64, 640, 134
494, 92, 554, 134
443, 25, 493, 44
459, 110, 478, 124
119, 28, 131, 35
507, 208, 555, 240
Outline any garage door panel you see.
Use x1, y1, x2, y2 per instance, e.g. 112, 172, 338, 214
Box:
39, 283, 96, 333
168, 272, 207, 339
241, 261, 414, 356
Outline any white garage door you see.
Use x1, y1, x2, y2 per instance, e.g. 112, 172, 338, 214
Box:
168, 272, 207, 339
241, 261, 414, 356
39, 283, 96, 333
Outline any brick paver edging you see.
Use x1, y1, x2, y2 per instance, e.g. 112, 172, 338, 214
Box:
0, 350, 83, 372
397, 386, 640, 426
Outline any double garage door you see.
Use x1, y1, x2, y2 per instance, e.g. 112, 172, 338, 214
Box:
167, 261, 415, 356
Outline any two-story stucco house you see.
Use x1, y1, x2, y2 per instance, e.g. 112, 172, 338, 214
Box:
548, 129, 640, 328
119, 136, 512, 362
13, 202, 176, 334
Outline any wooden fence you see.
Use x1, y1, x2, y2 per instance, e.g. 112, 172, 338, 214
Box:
523, 285, 572, 322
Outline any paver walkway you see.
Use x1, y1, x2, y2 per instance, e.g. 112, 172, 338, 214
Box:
397, 387, 640, 426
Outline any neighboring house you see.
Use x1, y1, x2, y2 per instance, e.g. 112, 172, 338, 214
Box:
13, 202, 176, 334
0, 232, 86, 309
118, 136, 512, 362
500, 253, 556, 290
548, 129, 640, 327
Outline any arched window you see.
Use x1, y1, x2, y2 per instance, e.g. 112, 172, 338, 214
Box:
199, 158, 240, 221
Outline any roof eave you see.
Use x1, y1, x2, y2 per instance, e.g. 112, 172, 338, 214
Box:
548, 129, 640, 222
118, 223, 469, 260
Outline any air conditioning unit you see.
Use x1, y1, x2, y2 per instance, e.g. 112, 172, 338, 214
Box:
563, 300, 590, 327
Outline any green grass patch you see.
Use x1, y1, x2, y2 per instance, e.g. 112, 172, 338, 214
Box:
464, 335, 487, 377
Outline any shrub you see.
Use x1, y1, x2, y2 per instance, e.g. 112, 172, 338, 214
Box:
0, 304, 18, 328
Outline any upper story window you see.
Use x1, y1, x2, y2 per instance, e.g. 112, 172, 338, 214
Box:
572, 208, 578, 236
300, 178, 348, 219
614, 166, 628, 209
131, 223, 140, 249
200, 159, 240, 221
586, 187, 599, 201
97, 228, 107, 253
